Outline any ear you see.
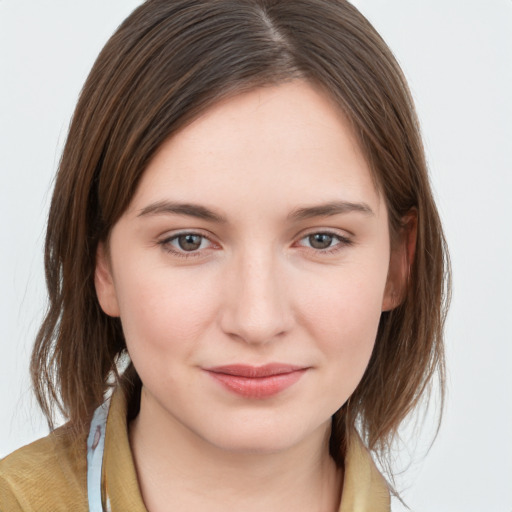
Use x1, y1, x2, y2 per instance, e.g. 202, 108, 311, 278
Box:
94, 242, 121, 317
382, 210, 417, 312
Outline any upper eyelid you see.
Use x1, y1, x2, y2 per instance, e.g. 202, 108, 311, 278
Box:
158, 232, 218, 259
296, 233, 351, 245
158, 231, 218, 252
295, 227, 353, 240
160, 228, 215, 242
157, 228, 353, 248
159, 229, 350, 238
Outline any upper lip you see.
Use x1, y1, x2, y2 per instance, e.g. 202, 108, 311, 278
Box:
204, 364, 307, 378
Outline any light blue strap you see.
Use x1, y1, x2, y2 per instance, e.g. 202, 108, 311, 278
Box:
87, 399, 111, 512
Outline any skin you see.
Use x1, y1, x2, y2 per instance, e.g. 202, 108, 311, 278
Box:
95, 80, 409, 512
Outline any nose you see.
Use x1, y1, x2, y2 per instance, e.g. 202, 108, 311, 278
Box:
219, 249, 294, 345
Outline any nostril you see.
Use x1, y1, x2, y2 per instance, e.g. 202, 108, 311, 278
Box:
219, 297, 293, 345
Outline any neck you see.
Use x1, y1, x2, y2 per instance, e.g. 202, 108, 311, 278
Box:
129, 389, 343, 512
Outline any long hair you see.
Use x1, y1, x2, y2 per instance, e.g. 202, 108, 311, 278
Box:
31, 0, 450, 471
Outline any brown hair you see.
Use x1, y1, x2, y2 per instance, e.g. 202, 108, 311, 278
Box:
31, 0, 450, 473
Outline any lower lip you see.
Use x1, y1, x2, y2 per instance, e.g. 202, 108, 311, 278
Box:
206, 369, 307, 399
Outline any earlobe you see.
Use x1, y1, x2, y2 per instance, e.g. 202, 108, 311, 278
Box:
94, 242, 121, 317
382, 211, 417, 312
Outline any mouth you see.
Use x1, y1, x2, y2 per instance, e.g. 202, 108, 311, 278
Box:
203, 364, 308, 399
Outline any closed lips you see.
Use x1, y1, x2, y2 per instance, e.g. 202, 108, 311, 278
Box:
205, 364, 307, 377
204, 364, 308, 398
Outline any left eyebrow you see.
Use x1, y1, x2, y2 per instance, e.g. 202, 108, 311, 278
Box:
288, 200, 375, 221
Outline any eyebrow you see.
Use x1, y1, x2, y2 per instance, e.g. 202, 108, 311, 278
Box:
288, 200, 374, 220
137, 199, 374, 223
137, 201, 227, 223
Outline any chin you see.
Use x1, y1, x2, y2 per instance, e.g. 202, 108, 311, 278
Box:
207, 433, 301, 455
195, 416, 329, 456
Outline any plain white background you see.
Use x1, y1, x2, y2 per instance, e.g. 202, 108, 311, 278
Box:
1, 1, 511, 510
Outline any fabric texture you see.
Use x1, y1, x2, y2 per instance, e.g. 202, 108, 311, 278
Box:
0, 388, 390, 511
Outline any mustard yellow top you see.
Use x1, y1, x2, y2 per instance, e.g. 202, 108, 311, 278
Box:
0, 389, 390, 511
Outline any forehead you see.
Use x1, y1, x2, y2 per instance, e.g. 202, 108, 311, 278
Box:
128, 80, 383, 219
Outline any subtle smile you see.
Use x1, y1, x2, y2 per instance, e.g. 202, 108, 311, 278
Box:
203, 364, 308, 399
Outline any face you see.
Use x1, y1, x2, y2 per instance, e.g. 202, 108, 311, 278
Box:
96, 80, 405, 455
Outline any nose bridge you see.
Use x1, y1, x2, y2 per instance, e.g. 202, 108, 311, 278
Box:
220, 244, 292, 344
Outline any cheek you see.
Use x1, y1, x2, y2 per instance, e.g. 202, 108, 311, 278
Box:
112, 264, 219, 369
298, 265, 387, 391
312, 290, 381, 359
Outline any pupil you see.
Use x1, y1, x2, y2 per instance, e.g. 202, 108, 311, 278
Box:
178, 234, 202, 251
309, 233, 333, 249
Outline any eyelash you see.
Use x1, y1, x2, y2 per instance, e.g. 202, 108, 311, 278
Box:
159, 231, 216, 259
158, 230, 353, 259
295, 231, 353, 254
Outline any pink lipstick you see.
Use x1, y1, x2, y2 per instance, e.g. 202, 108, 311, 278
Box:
204, 364, 307, 399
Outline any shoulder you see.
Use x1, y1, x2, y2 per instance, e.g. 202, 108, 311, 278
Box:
341, 431, 390, 511
0, 426, 88, 512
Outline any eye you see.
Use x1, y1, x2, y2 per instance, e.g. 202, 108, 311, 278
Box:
306, 233, 336, 250
174, 234, 207, 251
160, 232, 215, 256
297, 232, 352, 252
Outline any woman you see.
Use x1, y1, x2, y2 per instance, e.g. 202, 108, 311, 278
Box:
0, 1, 449, 510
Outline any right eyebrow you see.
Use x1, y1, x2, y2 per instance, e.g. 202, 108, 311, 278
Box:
137, 201, 228, 223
